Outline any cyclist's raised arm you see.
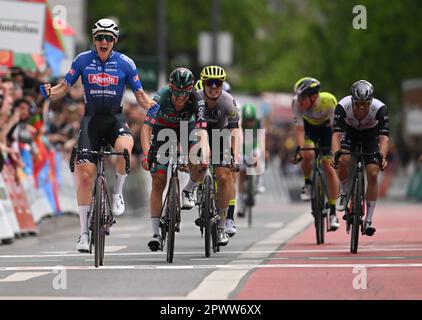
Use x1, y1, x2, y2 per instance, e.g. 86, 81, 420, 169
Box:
44, 51, 86, 101
47, 82, 71, 101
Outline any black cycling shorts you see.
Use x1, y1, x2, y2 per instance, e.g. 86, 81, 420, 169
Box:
76, 113, 132, 165
340, 127, 380, 165
303, 120, 332, 157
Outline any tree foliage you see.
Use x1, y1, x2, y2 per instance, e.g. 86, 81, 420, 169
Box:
87, 0, 422, 116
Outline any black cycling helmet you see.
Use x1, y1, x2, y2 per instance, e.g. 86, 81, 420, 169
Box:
294, 77, 321, 98
169, 67, 195, 89
351, 80, 374, 103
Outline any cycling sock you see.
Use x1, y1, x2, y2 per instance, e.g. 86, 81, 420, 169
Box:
151, 217, 160, 235
305, 177, 312, 185
329, 204, 336, 216
366, 201, 376, 222
227, 199, 236, 220
78, 206, 90, 235
183, 178, 197, 193
113, 172, 127, 194
339, 180, 348, 195
328, 199, 336, 206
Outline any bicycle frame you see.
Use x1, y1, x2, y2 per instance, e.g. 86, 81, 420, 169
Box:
335, 144, 382, 254
296, 146, 330, 245
69, 142, 130, 267
197, 165, 219, 257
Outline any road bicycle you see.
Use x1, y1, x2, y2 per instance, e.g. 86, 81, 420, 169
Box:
333, 144, 382, 254
70, 141, 130, 267
293, 145, 331, 245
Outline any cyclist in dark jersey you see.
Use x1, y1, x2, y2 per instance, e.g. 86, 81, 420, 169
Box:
40, 18, 159, 252
331, 80, 389, 236
140, 68, 208, 251
183, 65, 241, 246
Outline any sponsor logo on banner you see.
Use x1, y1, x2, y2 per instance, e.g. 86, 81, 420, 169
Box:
88, 73, 119, 87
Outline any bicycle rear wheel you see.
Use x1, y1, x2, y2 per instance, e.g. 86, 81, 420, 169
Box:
246, 176, 255, 228
313, 173, 325, 245
203, 175, 212, 258
166, 177, 178, 263
351, 171, 364, 254
94, 178, 106, 267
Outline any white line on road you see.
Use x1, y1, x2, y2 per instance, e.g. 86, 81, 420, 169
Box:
0, 272, 51, 282
1, 263, 422, 272
186, 213, 313, 299
2, 247, 422, 260
105, 246, 127, 253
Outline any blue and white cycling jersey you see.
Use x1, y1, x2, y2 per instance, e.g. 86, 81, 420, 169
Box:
64, 50, 142, 115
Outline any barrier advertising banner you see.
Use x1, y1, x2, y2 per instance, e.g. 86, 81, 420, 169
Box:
0, 1, 46, 54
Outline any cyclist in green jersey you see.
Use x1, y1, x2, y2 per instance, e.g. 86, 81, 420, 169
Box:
141, 67, 208, 251
237, 103, 265, 218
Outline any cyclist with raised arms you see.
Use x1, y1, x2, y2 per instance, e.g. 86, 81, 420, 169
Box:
292, 77, 340, 230
331, 80, 389, 236
40, 18, 159, 252
183, 66, 241, 246
140, 68, 208, 251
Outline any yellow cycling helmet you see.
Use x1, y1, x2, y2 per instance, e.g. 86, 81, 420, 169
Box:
200, 65, 227, 81
194, 79, 204, 91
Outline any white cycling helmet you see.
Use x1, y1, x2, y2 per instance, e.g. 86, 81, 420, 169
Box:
92, 18, 119, 38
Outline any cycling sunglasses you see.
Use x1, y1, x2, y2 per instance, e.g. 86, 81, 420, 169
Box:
171, 85, 193, 97
352, 100, 371, 108
204, 79, 223, 88
94, 34, 115, 42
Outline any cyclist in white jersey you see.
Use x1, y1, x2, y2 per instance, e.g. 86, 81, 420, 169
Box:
331, 80, 389, 236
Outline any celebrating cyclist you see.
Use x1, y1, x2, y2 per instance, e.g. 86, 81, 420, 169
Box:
40, 18, 159, 252
182, 65, 241, 246
140, 68, 208, 251
331, 80, 389, 236
292, 77, 340, 230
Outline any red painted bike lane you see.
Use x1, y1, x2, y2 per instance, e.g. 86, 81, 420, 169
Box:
235, 202, 422, 300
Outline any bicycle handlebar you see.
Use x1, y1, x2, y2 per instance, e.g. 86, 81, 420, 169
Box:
69, 147, 130, 174
291, 146, 330, 164
333, 150, 384, 171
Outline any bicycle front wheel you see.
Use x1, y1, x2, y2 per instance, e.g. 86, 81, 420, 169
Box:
351, 171, 364, 254
166, 177, 178, 263
313, 173, 325, 245
94, 178, 106, 267
246, 176, 255, 228
203, 175, 212, 258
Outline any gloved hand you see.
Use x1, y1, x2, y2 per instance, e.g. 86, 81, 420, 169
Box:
39, 84, 51, 98
147, 103, 160, 117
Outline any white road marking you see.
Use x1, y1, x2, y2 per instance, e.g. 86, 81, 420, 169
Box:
186, 213, 314, 299
1, 247, 421, 260
105, 246, 127, 253
264, 222, 284, 229
0, 263, 421, 272
0, 272, 50, 282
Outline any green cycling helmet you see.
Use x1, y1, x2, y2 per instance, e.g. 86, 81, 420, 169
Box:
242, 103, 258, 120
169, 67, 195, 89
